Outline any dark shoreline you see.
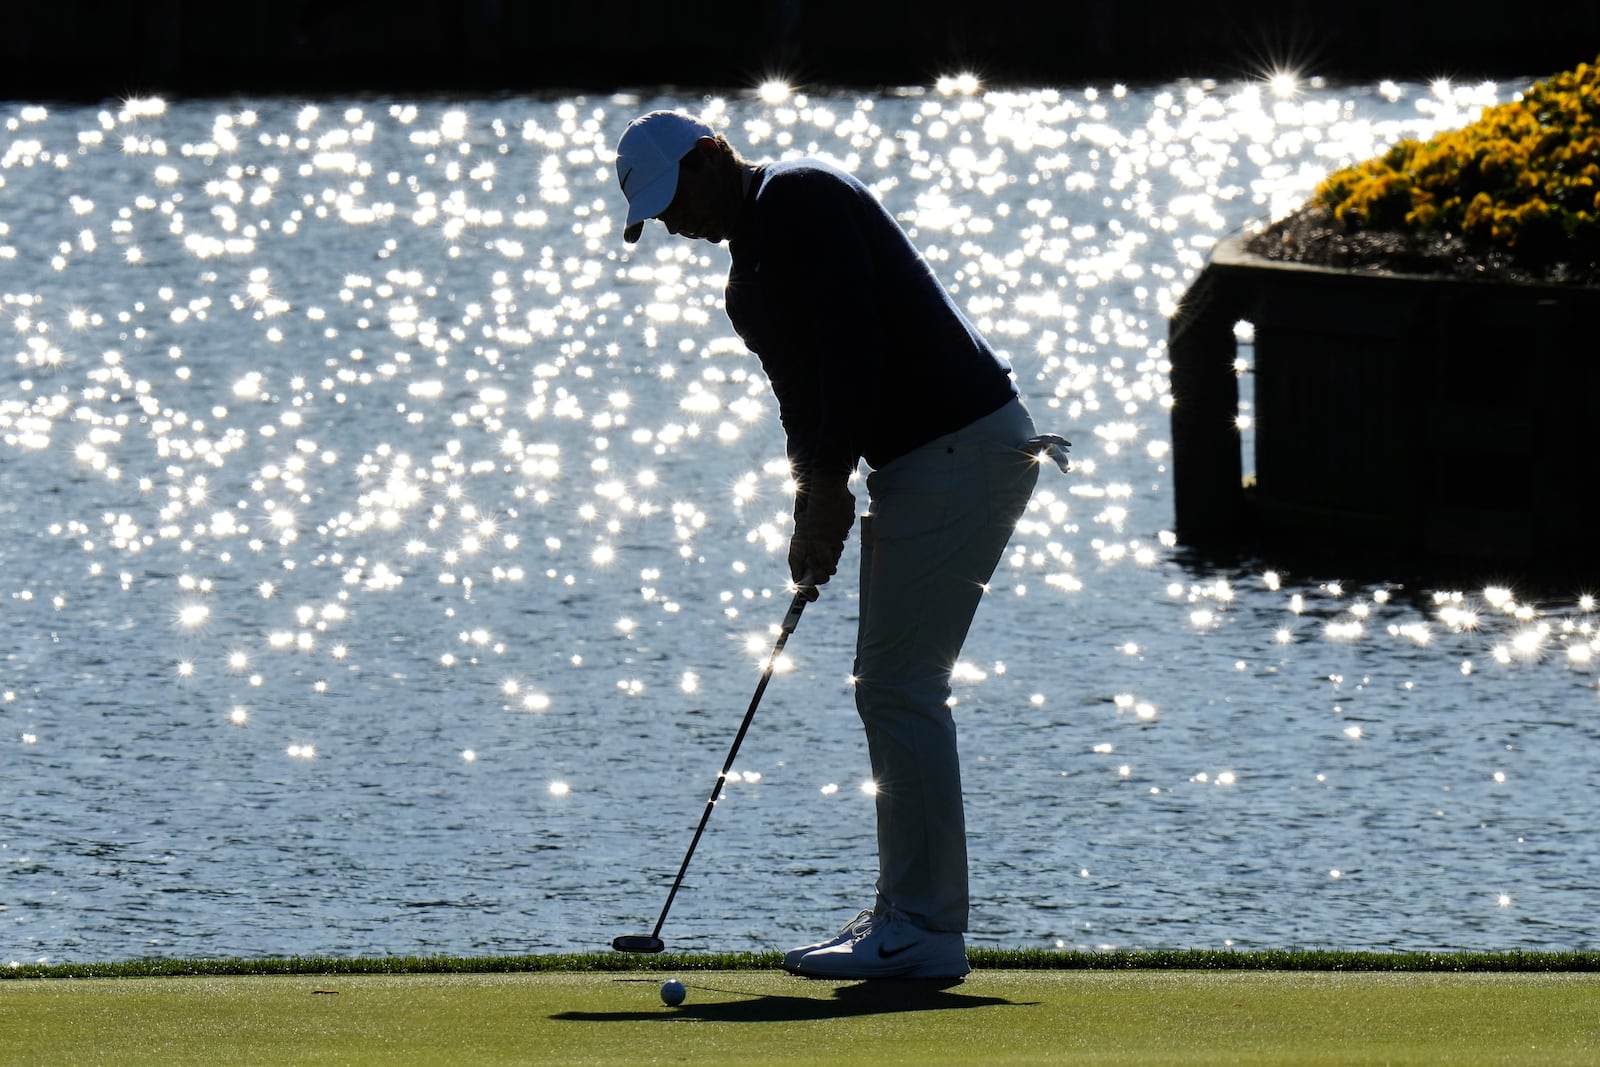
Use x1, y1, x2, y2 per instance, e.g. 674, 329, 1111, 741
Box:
3, 2, 1596, 102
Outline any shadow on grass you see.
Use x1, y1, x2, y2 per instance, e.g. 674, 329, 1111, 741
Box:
554, 977, 1033, 1023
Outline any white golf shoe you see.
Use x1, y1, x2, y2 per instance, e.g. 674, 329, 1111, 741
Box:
784, 909, 969, 980
781, 908, 878, 972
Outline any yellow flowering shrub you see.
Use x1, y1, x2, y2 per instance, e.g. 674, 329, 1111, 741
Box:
1315, 57, 1600, 259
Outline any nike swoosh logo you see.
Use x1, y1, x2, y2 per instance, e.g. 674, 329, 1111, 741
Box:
878, 942, 917, 959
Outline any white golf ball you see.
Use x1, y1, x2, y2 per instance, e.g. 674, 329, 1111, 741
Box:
660, 978, 686, 1006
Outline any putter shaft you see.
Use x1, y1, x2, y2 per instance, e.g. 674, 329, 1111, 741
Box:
618, 589, 808, 950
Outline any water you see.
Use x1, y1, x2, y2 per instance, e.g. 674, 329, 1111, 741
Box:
3, 78, 1596, 966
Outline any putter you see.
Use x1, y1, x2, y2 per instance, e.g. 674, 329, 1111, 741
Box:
612, 589, 810, 953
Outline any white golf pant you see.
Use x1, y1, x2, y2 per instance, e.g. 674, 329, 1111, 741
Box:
854, 396, 1042, 933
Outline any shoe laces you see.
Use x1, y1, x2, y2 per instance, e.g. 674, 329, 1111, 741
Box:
837, 908, 879, 941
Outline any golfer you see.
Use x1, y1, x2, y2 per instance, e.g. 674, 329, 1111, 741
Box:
615, 110, 1066, 980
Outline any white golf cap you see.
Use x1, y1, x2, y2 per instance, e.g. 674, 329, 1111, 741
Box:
616, 110, 714, 243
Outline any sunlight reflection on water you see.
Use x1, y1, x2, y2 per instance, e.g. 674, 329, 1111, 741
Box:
1, 76, 1596, 964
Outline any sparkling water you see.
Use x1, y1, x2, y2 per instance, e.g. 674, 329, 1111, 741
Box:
3, 78, 1595, 965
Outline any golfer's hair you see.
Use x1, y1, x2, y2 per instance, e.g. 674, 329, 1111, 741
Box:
680, 134, 749, 172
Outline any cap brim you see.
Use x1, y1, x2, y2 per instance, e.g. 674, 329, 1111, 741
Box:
623, 221, 643, 243
623, 168, 680, 233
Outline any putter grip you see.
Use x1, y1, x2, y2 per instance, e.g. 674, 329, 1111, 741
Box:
781, 590, 807, 633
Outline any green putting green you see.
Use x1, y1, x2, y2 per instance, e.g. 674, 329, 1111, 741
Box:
5, 968, 1598, 1066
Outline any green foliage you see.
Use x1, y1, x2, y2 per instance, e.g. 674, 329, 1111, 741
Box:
1315, 57, 1600, 258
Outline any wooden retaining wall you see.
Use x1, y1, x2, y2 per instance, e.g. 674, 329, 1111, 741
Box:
1169, 233, 1599, 580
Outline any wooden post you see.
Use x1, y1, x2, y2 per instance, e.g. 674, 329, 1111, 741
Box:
1168, 263, 1245, 549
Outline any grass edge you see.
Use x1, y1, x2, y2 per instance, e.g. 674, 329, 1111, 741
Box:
7, 947, 1599, 980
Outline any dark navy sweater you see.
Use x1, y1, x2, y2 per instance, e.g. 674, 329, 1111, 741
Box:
724, 160, 1016, 487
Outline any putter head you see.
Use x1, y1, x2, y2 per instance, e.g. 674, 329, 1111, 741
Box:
612, 934, 666, 953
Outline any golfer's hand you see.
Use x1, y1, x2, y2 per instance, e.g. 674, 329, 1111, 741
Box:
789, 478, 855, 601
